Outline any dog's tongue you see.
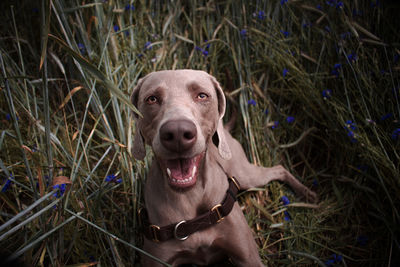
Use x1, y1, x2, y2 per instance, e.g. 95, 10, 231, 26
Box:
163, 154, 202, 189
166, 158, 193, 180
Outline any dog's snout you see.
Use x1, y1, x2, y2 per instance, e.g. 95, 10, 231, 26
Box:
160, 120, 197, 152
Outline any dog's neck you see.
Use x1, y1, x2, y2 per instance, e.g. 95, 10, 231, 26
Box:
144, 144, 229, 226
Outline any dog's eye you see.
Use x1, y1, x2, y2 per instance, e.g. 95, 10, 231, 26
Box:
197, 93, 208, 100
145, 95, 158, 104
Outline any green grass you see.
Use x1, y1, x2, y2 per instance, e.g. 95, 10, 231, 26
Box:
0, 0, 399, 266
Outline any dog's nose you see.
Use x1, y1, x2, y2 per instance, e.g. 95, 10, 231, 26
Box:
160, 120, 197, 152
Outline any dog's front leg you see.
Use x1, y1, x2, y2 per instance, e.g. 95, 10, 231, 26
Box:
239, 164, 317, 202
221, 135, 317, 202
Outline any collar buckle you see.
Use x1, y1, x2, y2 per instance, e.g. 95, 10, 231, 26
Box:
211, 204, 225, 223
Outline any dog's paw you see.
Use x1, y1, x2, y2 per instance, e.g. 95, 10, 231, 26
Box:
302, 187, 318, 203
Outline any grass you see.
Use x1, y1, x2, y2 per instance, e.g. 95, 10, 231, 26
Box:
0, 0, 399, 266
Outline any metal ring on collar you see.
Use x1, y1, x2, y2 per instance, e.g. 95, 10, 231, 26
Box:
174, 220, 188, 241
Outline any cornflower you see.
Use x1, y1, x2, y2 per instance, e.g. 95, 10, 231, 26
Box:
283, 68, 289, 77
322, 89, 332, 99
247, 99, 256, 106
392, 128, 400, 141
53, 184, 67, 198
1, 177, 13, 192
125, 4, 135, 11
286, 116, 295, 123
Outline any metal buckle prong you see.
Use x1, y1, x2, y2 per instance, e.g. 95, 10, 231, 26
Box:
229, 176, 240, 191
211, 204, 224, 223
150, 225, 160, 242
174, 220, 188, 241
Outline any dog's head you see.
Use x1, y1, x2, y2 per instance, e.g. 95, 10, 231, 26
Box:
131, 70, 231, 189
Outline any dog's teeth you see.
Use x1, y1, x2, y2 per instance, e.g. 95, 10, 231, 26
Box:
172, 178, 177, 183
167, 168, 171, 177
192, 166, 197, 177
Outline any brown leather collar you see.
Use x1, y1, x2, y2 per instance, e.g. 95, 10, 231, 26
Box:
140, 176, 241, 242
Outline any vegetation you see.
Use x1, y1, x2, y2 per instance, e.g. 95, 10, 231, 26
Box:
0, 0, 399, 266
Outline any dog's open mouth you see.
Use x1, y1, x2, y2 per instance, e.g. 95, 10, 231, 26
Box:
160, 153, 204, 189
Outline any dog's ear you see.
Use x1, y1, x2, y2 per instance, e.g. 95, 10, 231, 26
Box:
210, 75, 232, 160
131, 77, 146, 160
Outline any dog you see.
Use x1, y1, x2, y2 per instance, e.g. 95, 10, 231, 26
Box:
131, 69, 317, 266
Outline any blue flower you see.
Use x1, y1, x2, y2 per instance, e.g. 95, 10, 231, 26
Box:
53, 184, 67, 198
32, 144, 38, 152
1, 178, 12, 193
281, 196, 290, 205
336, 1, 344, 9
116, 178, 122, 184
125, 4, 135, 11
283, 68, 289, 77
325, 254, 343, 266
113, 25, 120, 32
380, 113, 393, 121
316, 4, 322, 10
324, 26, 331, 33
280, 0, 288, 5
392, 128, 400, 141
346, 120, 356, 130
240, 29, 247, 39
204, 40, 210, 50
144, 41, 152, 50
347, 52, 357, 63
105, 174, 117, 182
326, 0, 335, 6
325, 259, 335, 266
264, 109, 269, 115
256, 11, 265, 20
322, 89, 332, 99
78, 43, 86, 54
281, 30, 290, 38
331, 63, 342, 77
345, 120, 357, 143
272, 121, 279, 129
302, 22, 312, 28
312, 179, 319, 186
195, 45, 209, 57
5, 113, 11, 121
248, 99, 256, 106
286, 116, 295, 124
284, 211, 291, 221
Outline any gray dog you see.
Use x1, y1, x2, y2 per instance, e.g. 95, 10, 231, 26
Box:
131, 69, 317, 266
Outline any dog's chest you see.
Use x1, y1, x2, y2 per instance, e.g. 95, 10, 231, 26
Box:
173, 233, 226, 265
